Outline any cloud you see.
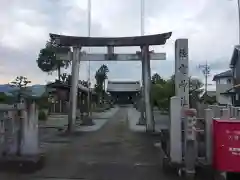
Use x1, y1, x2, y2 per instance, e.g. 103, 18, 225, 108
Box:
0, 0, 239, 88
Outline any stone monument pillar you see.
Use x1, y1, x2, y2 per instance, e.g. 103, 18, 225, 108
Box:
175, 39, 189, 108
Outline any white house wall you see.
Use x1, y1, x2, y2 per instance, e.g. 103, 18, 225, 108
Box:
215, 78, 233, 105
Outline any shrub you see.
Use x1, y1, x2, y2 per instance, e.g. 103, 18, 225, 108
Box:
38, 111, 47, 121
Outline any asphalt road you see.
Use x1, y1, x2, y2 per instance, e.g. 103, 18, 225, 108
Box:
0, 107, 212, 180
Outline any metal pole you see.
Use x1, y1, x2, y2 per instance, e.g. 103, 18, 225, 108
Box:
205, 61, 208, 93
139, 0, 146, 125
87, 0, 92, 117
238, 0, 240, 43
141, 0, 145, 36
68, 47, 81, 133
142, 46, 154, 132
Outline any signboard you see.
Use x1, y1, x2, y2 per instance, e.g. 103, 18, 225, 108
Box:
175, 39, 189, 108
213, 119, 240, 172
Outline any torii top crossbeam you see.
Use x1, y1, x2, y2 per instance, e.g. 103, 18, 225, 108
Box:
49, 32, 172, 47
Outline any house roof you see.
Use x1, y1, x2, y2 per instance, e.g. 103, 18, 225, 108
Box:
230, 45, 240, 67
201, 91, 216, 98
212, 70, 232, 81
46, 82, 95, 94
222, 84, 240, 95
205, 91, 216, 97
107, 81, 141, 92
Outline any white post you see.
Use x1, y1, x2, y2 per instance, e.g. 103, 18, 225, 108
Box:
232, 107, 238, 118
205, 108, 214, 164
184, 109, 197, 177
221, 108, 230, 119
209, 105, 221, 118
21, 101, 39, 155
6, 111, 18, 154
170, 96, 182, 163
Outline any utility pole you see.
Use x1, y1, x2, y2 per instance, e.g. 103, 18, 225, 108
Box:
238, 0, 240, 43
228, 0, 240, 43
87, 0, 92, 117
139, 0, 146, 125
141, 0, 145, 36
198, 61, 211, 92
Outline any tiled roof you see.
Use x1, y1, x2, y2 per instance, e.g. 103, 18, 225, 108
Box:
212, 70, 232, 81
107, 81, 141, 92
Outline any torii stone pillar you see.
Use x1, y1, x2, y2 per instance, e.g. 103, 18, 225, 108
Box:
68, 47, 81, 132
142, 46, 154, 132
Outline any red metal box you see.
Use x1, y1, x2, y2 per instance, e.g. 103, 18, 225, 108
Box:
213, 119, 240, 172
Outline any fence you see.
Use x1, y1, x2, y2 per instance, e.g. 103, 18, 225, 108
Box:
0, 99, 39, 158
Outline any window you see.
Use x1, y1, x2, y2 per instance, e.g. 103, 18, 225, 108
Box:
236, 94, 239, 101
227, 78, 232, 84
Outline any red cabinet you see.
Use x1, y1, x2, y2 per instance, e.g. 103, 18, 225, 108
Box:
213, 119, 240, 172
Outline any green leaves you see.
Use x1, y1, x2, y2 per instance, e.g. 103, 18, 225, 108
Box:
36, 41, 71, 79
151, 74, 203, 110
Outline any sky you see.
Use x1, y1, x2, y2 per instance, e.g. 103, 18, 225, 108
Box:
0, 0, 239, 89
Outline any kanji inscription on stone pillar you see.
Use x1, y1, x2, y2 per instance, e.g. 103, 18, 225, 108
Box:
175, 39, 189, 108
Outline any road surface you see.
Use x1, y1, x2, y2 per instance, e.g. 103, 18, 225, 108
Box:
0, 107, 211, 180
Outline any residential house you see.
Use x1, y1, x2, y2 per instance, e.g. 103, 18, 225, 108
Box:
229, 45, 240, 106
212, 70, 233, 105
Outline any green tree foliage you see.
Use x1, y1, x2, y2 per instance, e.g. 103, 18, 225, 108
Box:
151, 74, 174, 111
94, 64, 109, 103
151, 73, 166, 84
151, 74, 203, 111
189, 77, 204, 108
10, 76, 31, 89
37, 41, 71, 80
0, 92, 11, 104
10, 76, 31, 99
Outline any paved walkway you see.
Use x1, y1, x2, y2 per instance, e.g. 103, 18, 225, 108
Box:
0, 107, 209, 180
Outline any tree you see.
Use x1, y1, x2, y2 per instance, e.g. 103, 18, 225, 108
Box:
10, 76, 31, 98
189, 77, 204, 108
94, 64, 109, 103
150, 74, 204, 111
151, 79, 174, 111
151, 73, 166, 84
11, 76, 31, 89
37, 41, 71, 80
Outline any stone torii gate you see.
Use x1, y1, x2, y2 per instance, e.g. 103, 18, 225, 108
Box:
49, 32, 172, 132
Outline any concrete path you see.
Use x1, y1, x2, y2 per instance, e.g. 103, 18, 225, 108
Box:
0, 107, 211, 180
40, 107, 119, 132
127, 107, 170, 133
